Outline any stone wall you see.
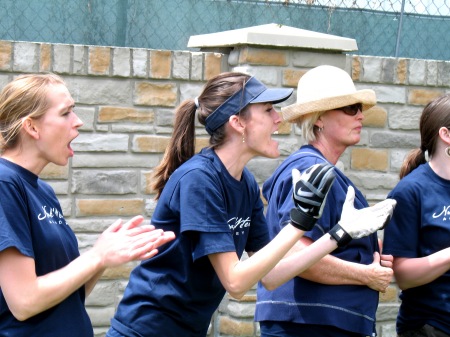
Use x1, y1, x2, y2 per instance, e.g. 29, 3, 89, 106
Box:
1, 39, 450, 337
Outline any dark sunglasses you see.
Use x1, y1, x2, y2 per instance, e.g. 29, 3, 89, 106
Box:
338, 103, 363, 116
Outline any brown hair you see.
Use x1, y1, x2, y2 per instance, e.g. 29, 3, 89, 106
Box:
0, 73, 66, 153
151, 72, 251, 199
399, 94, 450, 179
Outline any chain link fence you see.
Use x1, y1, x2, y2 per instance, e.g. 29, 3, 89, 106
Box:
1, 0, 450, 60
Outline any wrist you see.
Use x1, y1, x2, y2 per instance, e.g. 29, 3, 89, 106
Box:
329, 223, 352, 247
290, 208, 316, 231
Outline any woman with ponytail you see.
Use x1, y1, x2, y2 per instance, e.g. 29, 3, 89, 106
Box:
384, 94, 450, 337
107, 72, 396, 337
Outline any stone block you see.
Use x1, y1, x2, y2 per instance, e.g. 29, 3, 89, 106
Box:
361, 56, 383, 82
134, 81, 177, 107
132, 48, 148, 78
76, 106, 96, 131
48, 181, 69, 195
381, 58, 396, 83
371, 131, 420, 148
351, 148, 389, 171
191, 52, 203, 80
98, 106, 154, 123
409, 59, 426, 85
112, 47, 131, 77
388, 105, 422, 130
363, 106, 387, 128
132, 135, 171, 153
291, 50, 346, 68
282, 68, 306, 87
71, 170, 138, 194
40, 43, 52, 72
72, 134, 129, 152
205, 52, 223, 80
53, 44, 72, 74
72, 153, 159, 168
73, 45, 87, 74
173, 51, 190, 79
40, 162, 69, 179
396, 59, 407, 84
86, 281, 119, 306
179, 82, 205, 104
150, 50, 171, 79
86, 306, 116, 326
0, 41, 12, 70
89, 46, 111, 75
13, 42, 38, 72
65, 77, 132, 105
372, 84, 406, 104
408, 88, 444, 105
76, 198, 144, 217
219, 316, 254, 336
390, 149, 411, 172
238, 47, 287, 66
352, 55, 361, 81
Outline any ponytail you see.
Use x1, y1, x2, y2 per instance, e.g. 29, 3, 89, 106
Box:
399, 148, 426, 179
151, 100, 197, 199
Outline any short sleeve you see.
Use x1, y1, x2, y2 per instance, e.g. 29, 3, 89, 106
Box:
383, 183, 420, 258
0, 180, 34, 257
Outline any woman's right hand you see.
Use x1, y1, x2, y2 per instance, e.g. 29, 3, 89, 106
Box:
92, 216, 175, 268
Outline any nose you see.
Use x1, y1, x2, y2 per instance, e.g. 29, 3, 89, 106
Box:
274, 110, 282, 124
74, 114, 84, 128
357, 109, 364, 121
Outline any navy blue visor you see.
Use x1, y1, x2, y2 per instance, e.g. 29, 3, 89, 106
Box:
204, 77, 293, 135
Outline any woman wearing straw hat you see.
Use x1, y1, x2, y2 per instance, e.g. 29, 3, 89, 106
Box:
255, 65, 395, 337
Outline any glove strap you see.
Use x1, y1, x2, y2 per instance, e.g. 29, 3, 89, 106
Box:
329, 223, 352, 247
290, 208, 316, 231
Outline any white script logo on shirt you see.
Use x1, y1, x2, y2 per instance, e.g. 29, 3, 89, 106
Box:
38, 205, 67, 225
433, 205, 450, 221
228, 217, 251, 236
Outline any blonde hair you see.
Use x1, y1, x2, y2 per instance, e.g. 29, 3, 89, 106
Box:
0, 73, 66, 152
296, 111, 323, 143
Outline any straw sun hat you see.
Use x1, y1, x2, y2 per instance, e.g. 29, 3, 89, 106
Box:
281, 65, 377, 122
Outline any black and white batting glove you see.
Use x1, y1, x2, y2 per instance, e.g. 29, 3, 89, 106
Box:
290, 163, 336, 231
329, 186, 397, 246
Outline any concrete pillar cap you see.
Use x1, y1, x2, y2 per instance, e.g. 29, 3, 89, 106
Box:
188, 23, 357, 52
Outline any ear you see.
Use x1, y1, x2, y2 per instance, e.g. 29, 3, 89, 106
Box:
228, 114, 246, 134
314, 117, 323, 129
21, 117, 40, 139
439, 126, 450, 143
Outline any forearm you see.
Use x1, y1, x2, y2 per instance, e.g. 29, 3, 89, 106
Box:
261, 233, 338, 290
298, 254, 369, 285
14, 249, 103, 320
394, 247, 450, 290
212, 224, 305, 299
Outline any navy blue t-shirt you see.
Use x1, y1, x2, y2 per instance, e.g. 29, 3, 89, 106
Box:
255, 145, 379, 336
383, 163, 450, 334
0, 158, 92, 337
109, 148, 269, 337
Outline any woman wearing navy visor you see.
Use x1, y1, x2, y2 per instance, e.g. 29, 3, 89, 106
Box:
106, 72, 396, 337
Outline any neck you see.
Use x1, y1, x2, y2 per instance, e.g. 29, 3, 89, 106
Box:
429, 155, 450, 180
214, 144, 251, 181
308, 141, 344, 165
1, 150, 46, 176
